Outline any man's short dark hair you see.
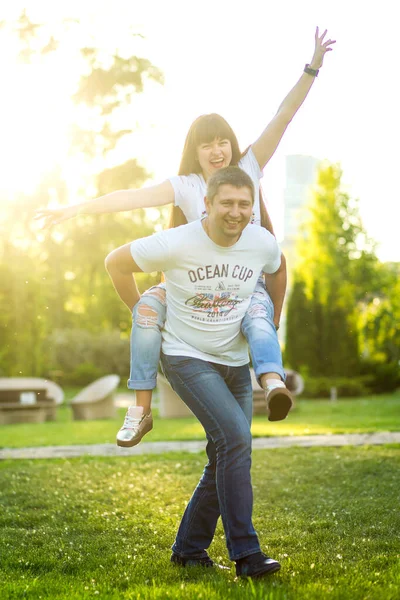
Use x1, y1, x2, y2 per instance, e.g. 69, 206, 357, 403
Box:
206, 166, 255, 204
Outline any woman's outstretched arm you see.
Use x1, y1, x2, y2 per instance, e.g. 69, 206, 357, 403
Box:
34, 180, 175, 228
251, 27, 336, 170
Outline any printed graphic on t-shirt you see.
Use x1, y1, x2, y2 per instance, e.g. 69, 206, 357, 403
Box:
185, 291, 242, 320
187, 263, 254, 283
184, 261, 256, 322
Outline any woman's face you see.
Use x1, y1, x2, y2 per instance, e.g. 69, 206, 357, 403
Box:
196, 138, 233, 181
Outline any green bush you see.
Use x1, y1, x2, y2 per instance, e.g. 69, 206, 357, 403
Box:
66, 362, 104, 386
45, 329, 130, 383
359, 360, 400, 393
303, 376, 370, 398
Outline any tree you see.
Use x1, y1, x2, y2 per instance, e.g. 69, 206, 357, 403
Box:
285, 163, 377, 377
0, 11, 164, 377
284, 277, 316, 373
359, 264, 400, 365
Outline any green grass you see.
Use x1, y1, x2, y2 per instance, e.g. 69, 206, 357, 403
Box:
1, 446, 399, 599
0, 393, 399, 449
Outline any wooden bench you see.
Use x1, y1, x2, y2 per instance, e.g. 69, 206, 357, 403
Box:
0, 389, 49, 424
70, 375, 120, 420
0, 378, 64, 424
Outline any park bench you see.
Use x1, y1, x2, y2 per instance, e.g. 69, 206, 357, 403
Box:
0, 378, 64, 425
70, 375, 120, 420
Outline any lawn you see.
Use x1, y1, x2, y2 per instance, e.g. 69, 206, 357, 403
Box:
1, 445, 399, 599
0, 393, 399, 449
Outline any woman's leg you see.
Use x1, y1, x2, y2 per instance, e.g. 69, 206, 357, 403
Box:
117, 284, 166, 447
241, 279, 293, 421
128, 284, 167, 409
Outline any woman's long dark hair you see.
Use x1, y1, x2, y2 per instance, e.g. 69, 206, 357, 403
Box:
168, 114, 241, 228
168, 113, 274, 235
178, 113, 241, 175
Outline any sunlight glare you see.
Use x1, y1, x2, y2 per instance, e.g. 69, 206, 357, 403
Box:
1, 50, 77, 197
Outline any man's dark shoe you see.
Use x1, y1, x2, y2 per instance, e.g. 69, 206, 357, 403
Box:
170, 552, 229, 570
171, 552, 215, 568
235, 552, 281, 578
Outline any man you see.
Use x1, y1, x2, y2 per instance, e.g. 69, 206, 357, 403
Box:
105, 166, 286, 578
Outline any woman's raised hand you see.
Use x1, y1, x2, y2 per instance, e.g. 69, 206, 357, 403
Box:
33, 205, 78, 228
310, 26, 336, 70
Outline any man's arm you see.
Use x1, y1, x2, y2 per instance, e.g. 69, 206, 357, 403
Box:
105, 243, 143, 312
252, 27, 335, 169
264, 254, 287, 329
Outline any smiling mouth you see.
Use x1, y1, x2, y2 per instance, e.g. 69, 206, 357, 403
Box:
210, 158, 224, 167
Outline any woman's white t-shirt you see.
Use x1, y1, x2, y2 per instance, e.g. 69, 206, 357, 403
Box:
168, 148, 262, 225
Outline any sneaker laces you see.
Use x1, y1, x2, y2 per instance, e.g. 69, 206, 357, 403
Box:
121, 413, 143, 432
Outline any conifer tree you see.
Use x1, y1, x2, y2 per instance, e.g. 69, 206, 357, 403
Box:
285, 163, 375, 376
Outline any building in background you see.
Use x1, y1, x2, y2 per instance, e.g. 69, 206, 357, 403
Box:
281, 154, 319, 262
279, 154, 319, 341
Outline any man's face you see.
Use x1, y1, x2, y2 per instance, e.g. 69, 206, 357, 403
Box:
205, 184, 253, 246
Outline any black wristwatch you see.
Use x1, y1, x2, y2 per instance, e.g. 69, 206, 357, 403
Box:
304, 63, 319, 77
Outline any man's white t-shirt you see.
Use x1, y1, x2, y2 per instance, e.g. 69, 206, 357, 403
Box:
169, 149, 262, 225
130, 221, 281, 367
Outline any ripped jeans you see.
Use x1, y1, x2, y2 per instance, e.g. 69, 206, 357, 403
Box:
128, 278, 285, 390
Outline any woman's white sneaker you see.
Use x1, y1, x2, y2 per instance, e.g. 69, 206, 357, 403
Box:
264, 380, 293, 422
116, 406, 153, 447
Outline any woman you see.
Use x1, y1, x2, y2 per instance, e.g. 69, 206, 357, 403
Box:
36, 28, 335, 445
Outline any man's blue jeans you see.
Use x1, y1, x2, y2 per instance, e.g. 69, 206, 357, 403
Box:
128, 279, 284, 390
160, 353, 261, 561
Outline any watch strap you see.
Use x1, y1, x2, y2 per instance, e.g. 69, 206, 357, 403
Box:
304, 63, 319, 77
